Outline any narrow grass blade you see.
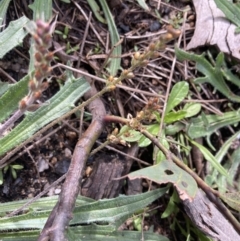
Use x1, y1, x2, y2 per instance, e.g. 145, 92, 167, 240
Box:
99, 0, 122, 76
0, 0, 11, 27
86, 0, 107, 24
136, 0, 149, 11
189, 139, 228, 177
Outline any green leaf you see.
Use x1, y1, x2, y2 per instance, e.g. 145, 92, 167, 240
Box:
0, 75, 90, 157
99, 0, 121, 76
128, 159, 198, 200
0, 74, 29, 123
164, 110, 187, 124
10, 167, 17, 179
0, 81, 9, 97
0, 189, 166, 230
220, 192, 240, 212
161, 190, 179, 218
165, 81, 189, 114
189, 139, 228, 177
183, 103, 201, 118
138, 124, 160, 147
120, 126, 143, 142
215, 130, 240, 164
187, 110, 240, 138
11, 164, 23, 170
136, 0, 149, 11
29, 0, 52, 21
0, 229, 169, 241
175, 47, 240, 102
87, 0, 107, 24
0, 16, 30, 59
0, 196, 93, 216
0, 0, 11, 27
214, 0, 240, 33
154, 132, 169, 164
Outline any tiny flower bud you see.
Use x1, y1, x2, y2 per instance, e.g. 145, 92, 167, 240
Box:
149, 42, 156, 51
126, 72, 134, 79
28, 80, 37, 91
134, 52, 141, 60
122, 69, 129, 76
35, 52, 43, 62
112, 128, 119, 135
34, 91, 42, 99
45, 52, 54, 62
108, 76, 114, 82
35, 70, 42, 81
19, 97, 28, 110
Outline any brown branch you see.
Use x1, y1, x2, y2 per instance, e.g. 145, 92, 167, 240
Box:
103, 114, 240, 235
37, 78, 106, 241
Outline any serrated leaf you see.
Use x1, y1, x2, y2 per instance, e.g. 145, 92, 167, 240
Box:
128, 159, 198, 200
0, 16, 30, 59
0, 76, 90, 157
99, 0, 121, 76
0, 0, 11, 27
29, 0, 52, 21
165, 81, 189, 114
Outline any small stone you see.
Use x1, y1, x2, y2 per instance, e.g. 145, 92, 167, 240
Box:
54, 188, 61, 195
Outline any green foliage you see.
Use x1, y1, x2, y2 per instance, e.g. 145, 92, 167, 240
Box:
0, 164, 24, 184
128, 160, 198, 199
0, 190, 169, 241
0, 16, 30, 58
175, 47, 240, 102
214, 0, 240, 33
0, 0, 11, 27
0, 75, 29, 123
0, 76, 90, 157
96, 0, 122, 76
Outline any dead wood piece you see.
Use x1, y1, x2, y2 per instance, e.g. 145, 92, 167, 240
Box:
183, 189, 240, 241
187, 0, 240, 60
82, 143, 142, 199
82, 154, 127, 199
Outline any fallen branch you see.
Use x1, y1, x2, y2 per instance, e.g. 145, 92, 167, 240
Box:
37, 77, 106, 241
